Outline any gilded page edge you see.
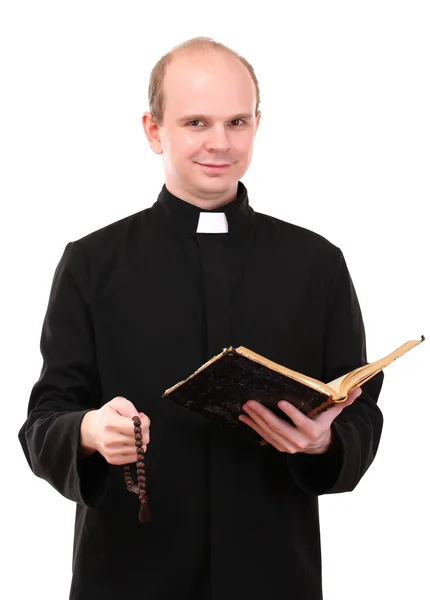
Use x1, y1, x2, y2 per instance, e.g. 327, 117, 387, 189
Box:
338, 336, 425, 397
163, 346, 234, 396
235, 346, 336, 398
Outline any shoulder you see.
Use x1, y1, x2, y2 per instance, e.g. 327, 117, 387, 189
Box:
54, 208, 152, 283
73, 209, 147, 254
254, 211, 341, 259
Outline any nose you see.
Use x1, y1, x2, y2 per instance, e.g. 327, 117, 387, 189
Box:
205, 124, 231, 152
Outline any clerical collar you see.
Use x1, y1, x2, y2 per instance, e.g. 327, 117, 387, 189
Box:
150, 180, 254, 238
196, 212, 228, 233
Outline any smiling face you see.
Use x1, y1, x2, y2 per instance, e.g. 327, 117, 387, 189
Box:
143, 50, 261, 209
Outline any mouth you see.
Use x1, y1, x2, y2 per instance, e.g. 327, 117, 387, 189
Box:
196, 162, 231, 172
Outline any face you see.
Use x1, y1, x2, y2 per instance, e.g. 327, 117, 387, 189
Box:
143, 51, 261, 208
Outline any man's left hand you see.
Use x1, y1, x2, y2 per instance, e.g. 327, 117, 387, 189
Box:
239, 387, 362, 454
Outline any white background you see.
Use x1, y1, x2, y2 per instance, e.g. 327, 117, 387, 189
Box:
1, 1, 429, 598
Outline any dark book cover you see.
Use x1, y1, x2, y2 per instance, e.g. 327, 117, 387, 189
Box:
162, 347, 330, 443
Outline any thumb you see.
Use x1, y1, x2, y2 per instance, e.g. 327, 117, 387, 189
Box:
315, 387, 362, 427
344, 386, 363, 406
107, 396, 139, 419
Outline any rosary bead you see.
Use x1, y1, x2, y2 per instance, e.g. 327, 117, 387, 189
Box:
124, 415, 150, 522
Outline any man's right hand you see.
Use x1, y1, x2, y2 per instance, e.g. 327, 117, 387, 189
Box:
79, 396, 150, 465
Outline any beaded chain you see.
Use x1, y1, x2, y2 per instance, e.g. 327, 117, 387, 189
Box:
124, 415, 151, 523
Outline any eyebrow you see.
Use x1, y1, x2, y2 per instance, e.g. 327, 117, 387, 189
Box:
178, 113, 254, 123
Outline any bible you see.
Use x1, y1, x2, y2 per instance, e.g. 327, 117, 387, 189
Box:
163, 336, 424, 442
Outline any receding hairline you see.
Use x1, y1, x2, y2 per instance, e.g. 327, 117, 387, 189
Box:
169, 37, 244, 60
148, 37, 261, 125
164, 42, 253, 86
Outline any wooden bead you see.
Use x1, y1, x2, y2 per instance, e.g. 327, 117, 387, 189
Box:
124, 414, 150, 522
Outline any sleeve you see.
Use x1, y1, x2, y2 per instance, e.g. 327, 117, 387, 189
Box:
285, 247, 384, 495
17, 241, 109, 507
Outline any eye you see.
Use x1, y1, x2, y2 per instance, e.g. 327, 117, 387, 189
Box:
187, 119, 245, 127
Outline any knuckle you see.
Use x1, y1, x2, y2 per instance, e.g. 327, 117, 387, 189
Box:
103, 435, 115, 447
308, 428, 320, 441
104, 446, 114, 458
104, 452, 116, 465
141, 415, 150, 429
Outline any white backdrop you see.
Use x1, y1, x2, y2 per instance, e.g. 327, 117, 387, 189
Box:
1, 1, 429, 598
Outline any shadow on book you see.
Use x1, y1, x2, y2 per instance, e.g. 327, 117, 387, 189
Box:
163, 336, 424, 443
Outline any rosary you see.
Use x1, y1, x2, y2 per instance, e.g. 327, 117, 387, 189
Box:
124, 415, 151, 523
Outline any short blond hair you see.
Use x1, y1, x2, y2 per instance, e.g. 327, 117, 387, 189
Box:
148, 37, 261, 126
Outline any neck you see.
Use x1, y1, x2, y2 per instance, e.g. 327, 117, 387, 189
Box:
164, 180, 238, 210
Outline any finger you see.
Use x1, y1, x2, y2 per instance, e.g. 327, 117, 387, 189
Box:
276, 401, 321, 439
346, 387, 362, 402
138, 413, 151, 435
241, 405, 303, 452
108, 396, 139, 418
109, 452, 142, 466
104, 438, 149, 452
105, 444, 148, 465
106, 409, 150, 437
239, 414, 295, 453
312, 387, 363, 428
104, 423, 150, 447
244, 401, 315, 447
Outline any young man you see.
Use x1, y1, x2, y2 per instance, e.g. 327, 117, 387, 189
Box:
18, 37, 383, 600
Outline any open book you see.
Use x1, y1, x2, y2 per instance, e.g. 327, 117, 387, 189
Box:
163, 336, 424, 442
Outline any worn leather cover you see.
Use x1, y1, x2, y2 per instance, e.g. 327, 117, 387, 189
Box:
163, 348, 331, 442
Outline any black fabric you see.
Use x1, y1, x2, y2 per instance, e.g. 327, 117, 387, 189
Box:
18, 181, 384, 600
196, 233, 231, 359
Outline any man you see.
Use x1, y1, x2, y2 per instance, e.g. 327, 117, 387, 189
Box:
18, 37, 383, 599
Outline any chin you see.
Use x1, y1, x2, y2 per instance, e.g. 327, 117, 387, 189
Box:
197, 178, 235, 191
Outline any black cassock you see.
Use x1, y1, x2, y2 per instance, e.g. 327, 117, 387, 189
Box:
18, 181, 383, 600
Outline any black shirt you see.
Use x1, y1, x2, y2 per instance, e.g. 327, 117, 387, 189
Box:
18, 181, 383, 600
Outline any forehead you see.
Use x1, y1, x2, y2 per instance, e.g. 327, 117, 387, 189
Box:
162, 51, 256, 118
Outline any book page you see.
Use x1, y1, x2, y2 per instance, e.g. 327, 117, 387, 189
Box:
235, 346, 337, 398
336, 337, 424, 397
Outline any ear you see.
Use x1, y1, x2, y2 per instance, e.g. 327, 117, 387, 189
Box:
142, 112, 163, 155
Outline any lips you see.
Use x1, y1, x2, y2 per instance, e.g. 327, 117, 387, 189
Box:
198, 163, 231, 167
